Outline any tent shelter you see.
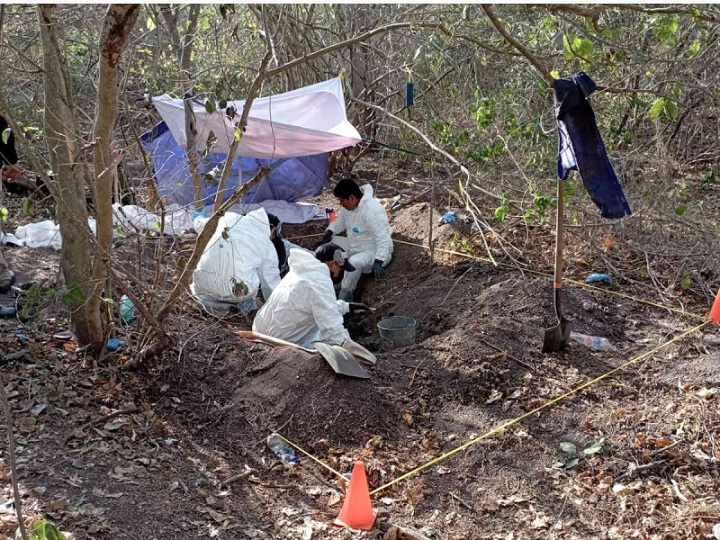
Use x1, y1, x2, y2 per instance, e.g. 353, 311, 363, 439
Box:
141, 78, 362, 222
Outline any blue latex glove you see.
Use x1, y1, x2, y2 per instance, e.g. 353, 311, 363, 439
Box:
372, 260, 385, 278
440, 211, 457, 224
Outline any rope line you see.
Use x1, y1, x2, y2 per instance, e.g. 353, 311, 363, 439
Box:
393, 239, 705, 320
276, 433, 348, 482
368, 320, 708, 495
285, 234, 703, 320
273, 322, 709, 496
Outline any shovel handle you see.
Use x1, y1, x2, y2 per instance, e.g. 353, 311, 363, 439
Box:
554, 180, 565, 289
236, 330, 316, 354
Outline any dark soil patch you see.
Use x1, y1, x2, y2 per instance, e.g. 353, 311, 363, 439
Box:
1, 168, 718, 540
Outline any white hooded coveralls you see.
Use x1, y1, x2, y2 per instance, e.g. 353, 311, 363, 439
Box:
252, 249, 350, 348
328, 184, 393, 293
191, 208, 280, 314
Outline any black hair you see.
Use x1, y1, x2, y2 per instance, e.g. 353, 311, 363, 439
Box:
333, 178, 363, 200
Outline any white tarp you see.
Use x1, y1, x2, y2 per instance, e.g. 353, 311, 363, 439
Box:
152, 78, 362, 158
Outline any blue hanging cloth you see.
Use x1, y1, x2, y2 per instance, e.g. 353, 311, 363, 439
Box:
554, 72, 631, 220
405, 82, 415, 107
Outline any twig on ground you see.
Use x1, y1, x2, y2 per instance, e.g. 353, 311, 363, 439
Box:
219, 468, 255, 487
408, 360, 425, 388
614, 460, 666, 484
449, 491, 474, 511
441, 266, 473, 305
479, 338, 535, 370
64, 405, 139, 445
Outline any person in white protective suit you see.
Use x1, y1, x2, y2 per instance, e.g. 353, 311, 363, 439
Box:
252, 244, 369, 348
320, 178, 393, 302
191, 208, 280, 316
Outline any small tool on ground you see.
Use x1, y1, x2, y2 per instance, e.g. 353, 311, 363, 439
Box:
543, 179, 572, 352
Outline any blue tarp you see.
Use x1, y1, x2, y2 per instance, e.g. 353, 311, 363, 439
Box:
140, 121, 328, 207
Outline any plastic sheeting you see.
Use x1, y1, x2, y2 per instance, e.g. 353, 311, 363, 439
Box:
142, 78, 361, 219
140, 121, 329, 208
151, 78, 361, 157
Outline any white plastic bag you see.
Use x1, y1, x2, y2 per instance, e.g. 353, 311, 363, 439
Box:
14, 220, 62, 250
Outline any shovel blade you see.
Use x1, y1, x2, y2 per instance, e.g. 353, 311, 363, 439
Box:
341, 338, 377, 365
313, 342, 370, 379
542, 318, 572, 353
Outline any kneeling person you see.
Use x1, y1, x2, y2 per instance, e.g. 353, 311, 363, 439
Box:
253, 244, 365, 348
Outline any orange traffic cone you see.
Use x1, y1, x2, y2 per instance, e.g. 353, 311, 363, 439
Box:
334, 461, 376, 530
709, 289, 720, 324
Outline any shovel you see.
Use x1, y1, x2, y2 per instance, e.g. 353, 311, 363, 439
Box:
313, 341, 370, 379
542, 180, 572, 353
237, 330, 370, 379
341, 338, 377, 365
237, 330, 316, 353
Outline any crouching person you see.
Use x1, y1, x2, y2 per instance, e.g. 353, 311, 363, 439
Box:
321, 178, 393, 302
253, 243, 367, 348
191, 208, 280, 316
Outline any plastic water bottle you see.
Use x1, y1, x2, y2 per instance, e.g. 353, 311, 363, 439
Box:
266, 434, 298, 465
119, 295, 136, 323
570, 332, 617, 352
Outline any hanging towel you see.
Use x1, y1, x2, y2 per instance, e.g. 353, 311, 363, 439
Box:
554, 72, 631, 220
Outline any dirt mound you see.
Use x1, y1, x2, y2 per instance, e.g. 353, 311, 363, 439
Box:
225, 346, 410, 446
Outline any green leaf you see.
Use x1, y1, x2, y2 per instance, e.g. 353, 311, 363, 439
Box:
550, 69, 560, 80
583, 439, 604, 455
494, 205, 507, 222
563, 34, 593, 63
0, 206, 8, 222
652, 16, 679, 47
560, 442, 577, 455
664, 99, 678, 120
234, 126, 243, 142
564, 457, 580, 469
21, 198, 35, 216
218, 99, 228, 109
146, 16, 156, 31
686, 41, 701, 58
61, 284, 85, 309
1, 127, 10, 144
204, 99, 216, 114
649, 98, 666, 120
564, 181, 576, 198
680, 275, 692, 290
674, 203, 687, 217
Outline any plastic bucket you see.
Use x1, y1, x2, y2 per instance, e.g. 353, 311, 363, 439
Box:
377, 316, 417, 350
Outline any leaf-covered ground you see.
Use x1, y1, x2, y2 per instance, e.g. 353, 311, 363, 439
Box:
1, 163, 719, 540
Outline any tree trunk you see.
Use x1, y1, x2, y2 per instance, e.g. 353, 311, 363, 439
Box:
92, 4, 140, 325
38, 6, 105, 354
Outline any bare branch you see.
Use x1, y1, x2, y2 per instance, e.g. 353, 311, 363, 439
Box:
480, 4, 555, 87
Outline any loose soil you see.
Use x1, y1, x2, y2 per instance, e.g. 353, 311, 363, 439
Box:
1, 163, 719, 540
